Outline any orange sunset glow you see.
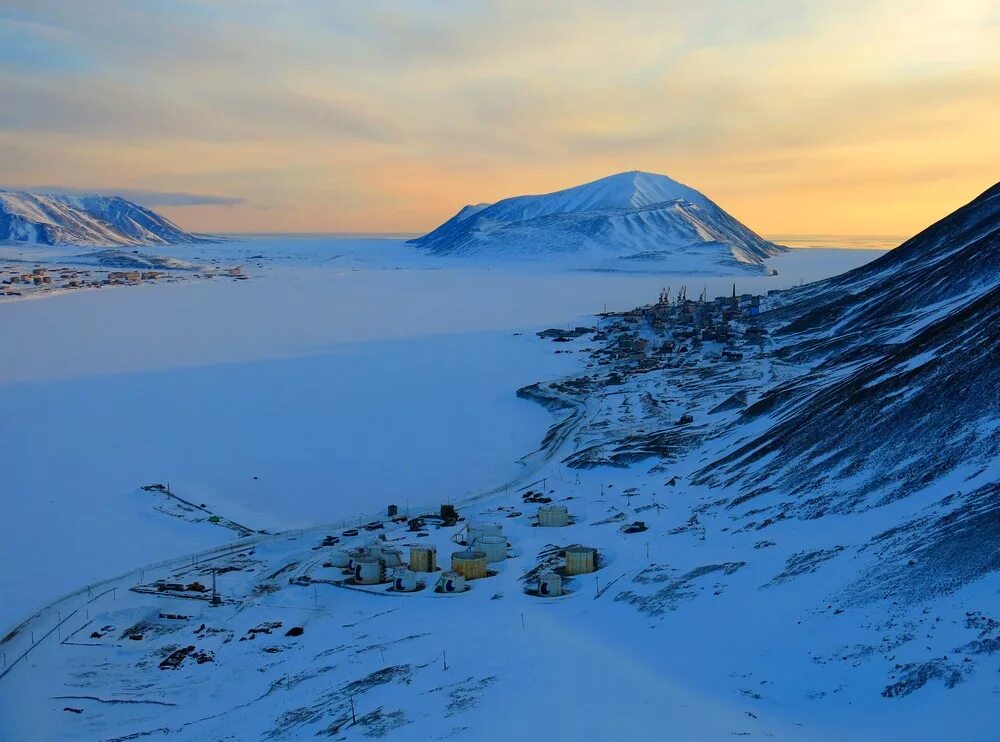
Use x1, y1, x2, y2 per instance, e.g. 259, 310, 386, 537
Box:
2, 1, 998, 237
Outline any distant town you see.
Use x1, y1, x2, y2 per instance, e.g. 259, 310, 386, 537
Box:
0, 263, 248, 300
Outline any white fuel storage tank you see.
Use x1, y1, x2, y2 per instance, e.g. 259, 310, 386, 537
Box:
436, 571, 467, 593
353, 556, 385, 585
538, 572, 563, 597
393, 569, 418, 592
472, 534, 507, 564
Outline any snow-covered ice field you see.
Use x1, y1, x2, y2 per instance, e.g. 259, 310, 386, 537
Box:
0, 236, 885, 634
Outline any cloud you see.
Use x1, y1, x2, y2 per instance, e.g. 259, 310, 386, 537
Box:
0, 1, 997, 234
13, 185, 246, 207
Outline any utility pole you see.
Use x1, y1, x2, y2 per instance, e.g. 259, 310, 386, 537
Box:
350, 697, 356, 724
442, 650, 448, 671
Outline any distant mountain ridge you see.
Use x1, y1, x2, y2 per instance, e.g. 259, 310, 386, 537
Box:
0, 190, 209, 247
411, 171, 786, 271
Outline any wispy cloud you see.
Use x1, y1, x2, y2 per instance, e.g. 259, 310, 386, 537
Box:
12, 186, 246, 207
0, 0, 996, 234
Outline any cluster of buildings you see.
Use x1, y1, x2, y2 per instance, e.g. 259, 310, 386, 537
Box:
2, 266, 60, 293
321, 503, 594, 599
0, 264, 170, 297
107, 270, 165, 284
0, 263, 247, 299
595, 285, 768, 370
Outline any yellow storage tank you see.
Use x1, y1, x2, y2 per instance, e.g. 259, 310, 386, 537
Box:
409, 545, 438, 573
451, 549, 488, 580
538, 504, 570, 527
564, 546, 597, 575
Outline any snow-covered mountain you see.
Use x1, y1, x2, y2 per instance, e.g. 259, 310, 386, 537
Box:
0, 190, 208, 247
411, 171, 786, 271
697, 181, 1000, 600
712, 184, 1000, 509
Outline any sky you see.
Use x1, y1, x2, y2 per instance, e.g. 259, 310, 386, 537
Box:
1, 0, 997, 237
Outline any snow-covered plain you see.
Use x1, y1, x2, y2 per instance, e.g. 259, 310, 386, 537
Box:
0, 235, 888, 740
0, 236, 883, 628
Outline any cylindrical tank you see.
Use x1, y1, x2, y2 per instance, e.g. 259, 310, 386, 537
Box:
328, 548, 350, 568
451, 549, 488, 580
565, 546, 597, 575
467, 522, 502, 545
377, 547, 404, 568
392, 569, 418, 592
436, 571, 466, 593
346, 547, 369, 571
538, 572, 563, 597
353, 556, 385, 585
538, 504, 570, 527
409, 545, 438, 573
472, 534, 507, 564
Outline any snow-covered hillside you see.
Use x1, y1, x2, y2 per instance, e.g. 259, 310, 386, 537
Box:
11, 219, 1000, 739
0, 191, 209, 247
700, 182, 1000, 517
411, 171, 786, 272
688, 182, 1000, 610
